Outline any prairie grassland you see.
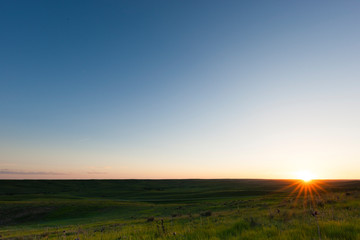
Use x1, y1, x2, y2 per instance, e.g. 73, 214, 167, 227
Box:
0, 180, 359, 239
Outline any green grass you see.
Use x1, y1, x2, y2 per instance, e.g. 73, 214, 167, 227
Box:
0, 179, 359, 239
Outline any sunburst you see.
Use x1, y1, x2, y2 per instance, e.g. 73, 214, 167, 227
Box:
286, 179, 326, 208
278, 172, 326, 209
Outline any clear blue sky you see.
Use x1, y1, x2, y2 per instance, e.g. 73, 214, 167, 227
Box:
1, 1, 360, 179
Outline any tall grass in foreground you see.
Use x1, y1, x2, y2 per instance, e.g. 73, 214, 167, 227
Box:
2, 191, 359, 240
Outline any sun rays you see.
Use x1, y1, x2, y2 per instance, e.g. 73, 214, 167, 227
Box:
286, 179, 326, 208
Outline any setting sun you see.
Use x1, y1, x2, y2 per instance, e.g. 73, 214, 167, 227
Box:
296, 171, 315, 182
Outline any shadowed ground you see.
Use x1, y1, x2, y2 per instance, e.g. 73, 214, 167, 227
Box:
0, 179, 359, 239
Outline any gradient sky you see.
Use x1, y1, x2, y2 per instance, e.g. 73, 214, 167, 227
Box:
1, 1, 360, 179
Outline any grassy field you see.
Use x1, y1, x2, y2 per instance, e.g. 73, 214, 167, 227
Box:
0, 179, 359, 239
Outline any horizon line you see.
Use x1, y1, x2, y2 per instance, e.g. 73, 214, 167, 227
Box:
0, 178, 359, 181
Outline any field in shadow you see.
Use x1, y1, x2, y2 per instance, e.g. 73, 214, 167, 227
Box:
0, 179, 359, 239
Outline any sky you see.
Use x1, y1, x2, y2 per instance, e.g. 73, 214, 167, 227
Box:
1, 0, 360, 179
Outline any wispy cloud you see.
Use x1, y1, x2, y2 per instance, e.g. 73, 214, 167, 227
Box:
0, 169, 67, 175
